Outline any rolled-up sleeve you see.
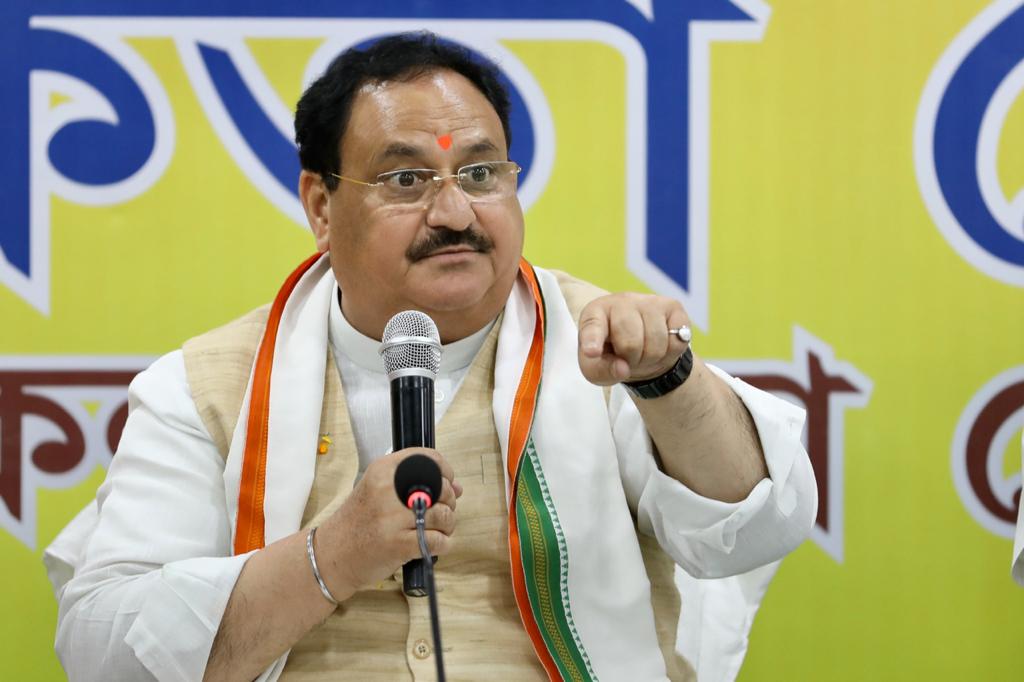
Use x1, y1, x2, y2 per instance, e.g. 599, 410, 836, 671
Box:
611, 363, 818, 578
54, 351, 253, 681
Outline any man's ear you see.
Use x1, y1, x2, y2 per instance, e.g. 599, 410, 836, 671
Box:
299, 170, 331, 252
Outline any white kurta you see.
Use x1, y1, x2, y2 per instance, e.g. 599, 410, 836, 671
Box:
47, 263, 816, 682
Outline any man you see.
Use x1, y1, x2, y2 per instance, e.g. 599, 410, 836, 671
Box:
48, 33, 816, 681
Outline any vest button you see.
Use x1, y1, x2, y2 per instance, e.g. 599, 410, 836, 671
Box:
412, 639, 432, 660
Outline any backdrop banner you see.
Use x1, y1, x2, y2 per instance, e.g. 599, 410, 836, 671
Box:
1, 2, 1020, 680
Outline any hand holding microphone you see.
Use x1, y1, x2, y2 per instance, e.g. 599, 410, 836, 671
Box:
315, 447, 460, 600
309, 310, 461, 606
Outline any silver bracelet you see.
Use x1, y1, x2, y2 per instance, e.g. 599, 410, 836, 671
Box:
306, 526, 339, 606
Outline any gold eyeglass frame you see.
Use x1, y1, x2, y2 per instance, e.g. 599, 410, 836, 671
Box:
328, 161, 521, 203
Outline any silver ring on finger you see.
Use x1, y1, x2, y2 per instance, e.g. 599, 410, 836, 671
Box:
668, 325, 692, 344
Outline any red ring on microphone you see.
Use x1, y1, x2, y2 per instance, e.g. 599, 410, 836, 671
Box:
407, 490, 433, 509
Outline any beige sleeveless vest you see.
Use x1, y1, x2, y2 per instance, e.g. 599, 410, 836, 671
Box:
182, 271, 693, 681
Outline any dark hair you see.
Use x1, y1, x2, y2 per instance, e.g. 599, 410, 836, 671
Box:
294, 32, 512, 191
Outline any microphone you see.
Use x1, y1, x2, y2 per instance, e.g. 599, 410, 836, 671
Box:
380, 311, 442, 597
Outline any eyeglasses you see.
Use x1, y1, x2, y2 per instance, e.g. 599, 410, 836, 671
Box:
331, 161, 521, 207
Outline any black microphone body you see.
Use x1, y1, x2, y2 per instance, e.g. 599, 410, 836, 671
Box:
392, 373, 436, 597
391, 375, 435, 453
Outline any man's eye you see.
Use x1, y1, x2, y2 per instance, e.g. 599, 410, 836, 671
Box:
466, 164, 493, 184
383, 170, 427, 188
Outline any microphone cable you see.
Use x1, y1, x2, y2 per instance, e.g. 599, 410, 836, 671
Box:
394, 452, 447, 681
413, 497, 446, 682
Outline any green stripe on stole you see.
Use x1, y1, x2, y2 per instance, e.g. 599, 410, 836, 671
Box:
515, 437, 596, 681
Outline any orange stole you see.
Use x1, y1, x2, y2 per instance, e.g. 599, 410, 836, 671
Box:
234, 252, 322, 554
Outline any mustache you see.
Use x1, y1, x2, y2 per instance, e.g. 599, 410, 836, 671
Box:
406, 227, 494, 262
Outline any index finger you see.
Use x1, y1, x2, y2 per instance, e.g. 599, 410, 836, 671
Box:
578, 302, 611, 358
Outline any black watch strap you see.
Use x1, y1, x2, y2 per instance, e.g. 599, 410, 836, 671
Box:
623, 347, 694, 399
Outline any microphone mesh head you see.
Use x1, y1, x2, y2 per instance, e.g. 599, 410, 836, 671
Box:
380, 311, 442, 377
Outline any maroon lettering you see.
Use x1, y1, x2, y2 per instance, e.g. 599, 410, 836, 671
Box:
965, 380, 1024, 525
0, 370, 137, 521
738, 353, 864, 535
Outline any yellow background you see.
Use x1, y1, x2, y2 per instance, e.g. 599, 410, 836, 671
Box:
2, 2, 1022, 679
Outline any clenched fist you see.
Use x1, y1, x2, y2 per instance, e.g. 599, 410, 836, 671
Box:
577, 293, 691, 385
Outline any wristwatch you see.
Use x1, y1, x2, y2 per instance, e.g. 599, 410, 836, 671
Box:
622, 347, 693, 399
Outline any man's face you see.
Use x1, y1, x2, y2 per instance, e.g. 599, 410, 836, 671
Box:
306, 69, 524, 342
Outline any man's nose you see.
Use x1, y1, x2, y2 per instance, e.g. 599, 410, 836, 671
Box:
425, 178, 475, 231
